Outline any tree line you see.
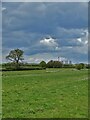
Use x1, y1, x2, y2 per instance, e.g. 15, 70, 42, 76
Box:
2, 48, 89, 71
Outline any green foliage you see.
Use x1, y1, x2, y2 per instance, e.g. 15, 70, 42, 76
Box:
76, 63, 85, 70
3, 62, 23, 70
53, 61, 62, 68
39, 61, 46, 68
2, 69, 88, 118
79, 63, 85, 69
4, 62, 17, 70
47, 60, 62, 68
2, 63, 43, 71
6, 49, 24, 69
86, 64, 90, 69
62, 64, 75, 68
46, 60, 54, 68
2, 63, 44, 71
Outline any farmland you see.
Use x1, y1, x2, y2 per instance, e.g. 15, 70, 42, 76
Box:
2, 68, 88, 118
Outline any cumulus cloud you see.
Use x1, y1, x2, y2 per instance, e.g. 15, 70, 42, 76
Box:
40, 36, 59, 49
2, 2, 88, 63
85, 41, 88, 44
76, 29, 88, 45
77, 38, 82, 43
2, 7, 6, 11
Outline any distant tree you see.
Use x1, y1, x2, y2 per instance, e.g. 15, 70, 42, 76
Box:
75, 63, 85, 70
79, 63, 85, 69
86, 64, 90, 69
6, 49, 24, 69
63, 64, 75, 68
40, 61, 46, 68
53, 61, 62, 68
47, 60, 54, 68
47, 60, 62, 68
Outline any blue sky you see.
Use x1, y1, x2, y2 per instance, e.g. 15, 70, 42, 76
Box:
2, 2, 88, 63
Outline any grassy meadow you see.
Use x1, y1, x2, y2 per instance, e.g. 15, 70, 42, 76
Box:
2, 68, 88, 118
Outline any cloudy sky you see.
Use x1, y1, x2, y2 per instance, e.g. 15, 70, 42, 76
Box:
2, 2, 88, 63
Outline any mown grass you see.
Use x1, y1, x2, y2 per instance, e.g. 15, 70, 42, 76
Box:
2, 68, 88, 118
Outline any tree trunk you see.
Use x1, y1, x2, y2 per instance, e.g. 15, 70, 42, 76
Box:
16, 60, 19, 70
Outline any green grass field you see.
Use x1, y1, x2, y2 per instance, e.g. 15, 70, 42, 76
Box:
2, 68, 88, 118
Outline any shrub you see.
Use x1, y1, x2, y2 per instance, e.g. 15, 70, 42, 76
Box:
75, 63, 85, 70
63, 64, 75, 68
47, 60, 63, 68
39, 61, 46, 68
86, 64, 90, 69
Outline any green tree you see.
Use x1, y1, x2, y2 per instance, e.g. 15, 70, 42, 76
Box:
47, 60, 62, 68
75, 63, 85, 70
47, 60, 54, 68
53, 61, 62, 68
6, 49, 24, 69
86, 64, 90, 69
40, 61, 46, 68
79, 63, 85, 69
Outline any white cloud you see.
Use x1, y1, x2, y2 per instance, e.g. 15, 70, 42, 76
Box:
72, 29, 88, 55
84, 29, 88, 38
84, 30, 88, 45
55, 46, 61, 50
85, 40, 88, 44
77, 38, 82, 42
2, 7, 6, 11
40, 36, 58, 48
76, 29, 88, 45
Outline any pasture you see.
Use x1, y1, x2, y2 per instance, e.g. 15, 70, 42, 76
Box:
2, 68, 88, 118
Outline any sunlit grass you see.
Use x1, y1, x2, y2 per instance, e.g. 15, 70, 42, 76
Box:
2, 68, 88, 118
